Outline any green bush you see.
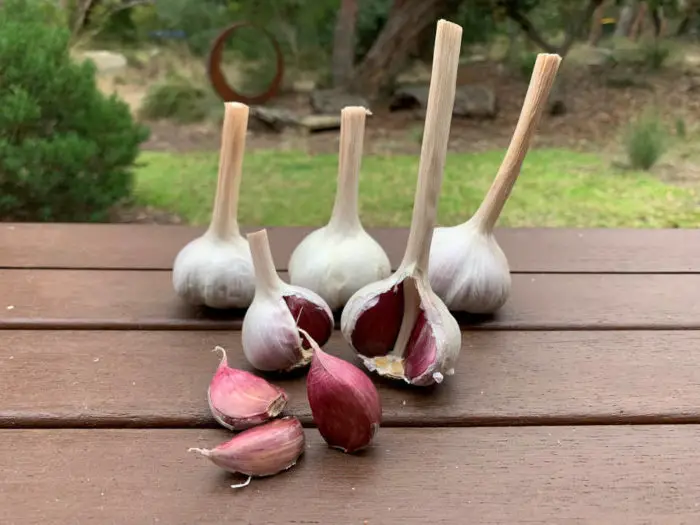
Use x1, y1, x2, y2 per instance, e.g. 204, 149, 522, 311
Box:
139, 77, 216, 123
0, 0, 150, 222
625, 111, 666, 170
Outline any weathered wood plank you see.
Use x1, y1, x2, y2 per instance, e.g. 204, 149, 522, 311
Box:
0, 270, 698, 329
2, 330, 699, 427
2, 426, 700, 524
2, 223, 699, 272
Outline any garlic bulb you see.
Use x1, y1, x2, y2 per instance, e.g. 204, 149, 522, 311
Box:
242, 229, 334, 372
172, 102, 255, 309
288, 106, 390, 311
428, 53, 562, 314
340, 19, 463, 387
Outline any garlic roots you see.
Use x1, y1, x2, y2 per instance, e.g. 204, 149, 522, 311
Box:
288, 106, 391, 311
304, 329, 381, 453
242, 229, 334, 372
340, 19, 463, 386
172, 102, 255, 309
188, 416, 305, 487
207, 346, 288, 431
428, 53, 562, 314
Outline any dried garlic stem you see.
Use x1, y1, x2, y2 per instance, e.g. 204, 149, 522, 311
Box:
328, 106, 370, 232
248, 229, 280, 295
472, 53, 562, 233
400, 19, 462, 273
209, 102, 249, 240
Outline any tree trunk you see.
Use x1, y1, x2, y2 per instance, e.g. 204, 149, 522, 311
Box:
331, 0, 358, 89
614, 0, 638, 38
350, 0, 448, 101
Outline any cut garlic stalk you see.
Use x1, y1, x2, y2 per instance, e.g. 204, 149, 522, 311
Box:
340, 19, 463, 387
172, 102, 255, 309
242, 229, 334, 372
288, 106, 391, 311
428, 53, 562, 314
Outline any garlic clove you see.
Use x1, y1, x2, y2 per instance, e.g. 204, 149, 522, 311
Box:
188, 416, 305, 486
288, 106, 391, 311
303, 329, 381, 453
207, 346, 289, 430
340, 20, 463, 387
243, 229, 334, 372
172, 102, 255, 309
427, 53, 562, 314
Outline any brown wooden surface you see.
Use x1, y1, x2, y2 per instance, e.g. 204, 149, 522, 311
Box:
1, 269, 699, 329
2, 330, 700, 428
3, 225, 700, 524
3, 223, 700, 272
3, 427, 700, 524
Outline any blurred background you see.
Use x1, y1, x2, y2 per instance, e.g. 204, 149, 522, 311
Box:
2, 0, 700, 228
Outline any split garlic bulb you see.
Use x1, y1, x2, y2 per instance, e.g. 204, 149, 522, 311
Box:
172, 102, 255, 309
288, 106, 390, 311
242, 229, 334, 373
428, 53, 562, 314
341, 19, 463, 387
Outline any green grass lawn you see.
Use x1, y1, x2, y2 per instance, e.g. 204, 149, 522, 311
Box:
134, 148, 700, 228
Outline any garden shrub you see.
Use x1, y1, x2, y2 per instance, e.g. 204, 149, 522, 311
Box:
625, 110, 666, 171
0, 0, 150, 222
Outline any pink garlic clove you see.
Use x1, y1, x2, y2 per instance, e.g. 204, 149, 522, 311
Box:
188, 416, 305, 487
304, 330, 381, 453
207, 346, 289, 431
283, 292, 333, 349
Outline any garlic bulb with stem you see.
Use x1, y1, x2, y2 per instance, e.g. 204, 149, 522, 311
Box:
288, 106, 390, 311
427, 53, 562, 314
242, 228, 334, 372
172, 102, 255, 309
340, 19, 463, 387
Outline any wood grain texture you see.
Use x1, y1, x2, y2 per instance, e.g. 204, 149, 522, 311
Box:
1, 270, 699, 329
3, 330, 700, 427
3, 426, 700, 524
3, 223, 700, 272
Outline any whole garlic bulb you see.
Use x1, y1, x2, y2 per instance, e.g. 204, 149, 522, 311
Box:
428, 53, 562, 314
172, 102, 255, 309
288, 106, 390, 311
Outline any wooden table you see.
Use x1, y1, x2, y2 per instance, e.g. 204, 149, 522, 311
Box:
2, 224, 700, 524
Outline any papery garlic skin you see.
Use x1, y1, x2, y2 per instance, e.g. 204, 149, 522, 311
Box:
207, 346, 288, 430
305, 332, 382, 453
289, 226, 390, 311
188, 416, 305, 483
428, 220, 511, 314
173, 233, 254, 309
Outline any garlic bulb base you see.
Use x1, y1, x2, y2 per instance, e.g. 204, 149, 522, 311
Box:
288, 225, 391, 311
172, 233, 255, 309
428, 220, 511, 314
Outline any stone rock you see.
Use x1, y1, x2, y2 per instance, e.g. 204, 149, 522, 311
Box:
309, 89, 370, 115
76, 50, 127, 74
390, 84, 497, 119
249, 106, 341, 133
298, 115, 342, 132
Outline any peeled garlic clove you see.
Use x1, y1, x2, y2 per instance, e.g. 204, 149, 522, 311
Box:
288, 106, 391, 311
428, 53, 562, 314
242, 229, 334, 372
207, 346, 288, 430
341, 20, 463, 387
304, 329, 381, 453
188, 416, 305, 487
172, 102, 255, 309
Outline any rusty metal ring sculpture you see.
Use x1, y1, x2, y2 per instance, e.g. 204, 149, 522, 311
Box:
207, 21, 285, 105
